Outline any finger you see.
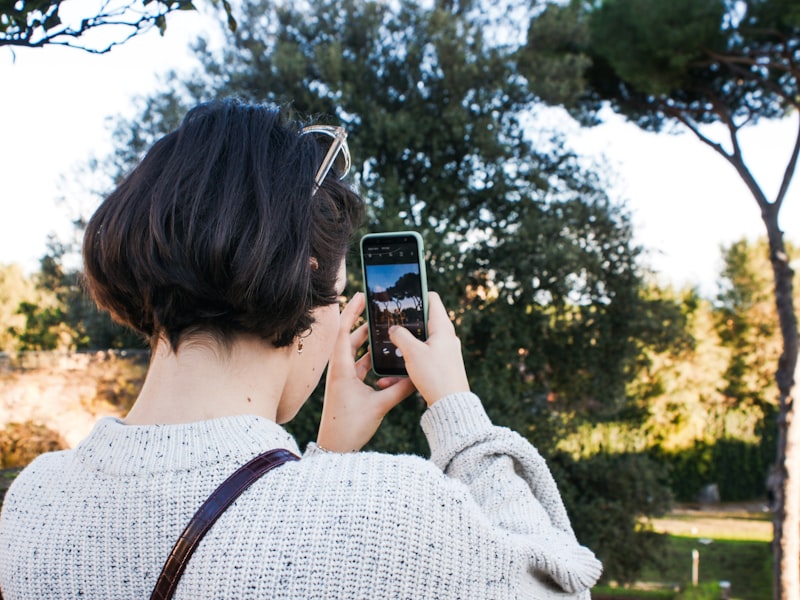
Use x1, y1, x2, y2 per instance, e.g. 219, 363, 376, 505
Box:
424, 291, 455, 337
333, 293, 365, 357
349, 322, 368, 353
376, 376, 415, 390
339, 292, 365, 333
354, 352, 372, 380
373, 377, 416, 409
388, 323, 419, 354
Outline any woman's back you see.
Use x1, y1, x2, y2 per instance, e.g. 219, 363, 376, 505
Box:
1, 398, 594, 599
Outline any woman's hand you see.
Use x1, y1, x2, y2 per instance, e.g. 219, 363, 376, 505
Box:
389, 291, 470, 407
317, 292, 416, 452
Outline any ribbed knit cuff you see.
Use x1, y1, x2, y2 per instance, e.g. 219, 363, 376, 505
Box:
420, 392, 494, 470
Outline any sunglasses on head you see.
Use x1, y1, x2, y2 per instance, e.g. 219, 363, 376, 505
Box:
301, 125, 351, 195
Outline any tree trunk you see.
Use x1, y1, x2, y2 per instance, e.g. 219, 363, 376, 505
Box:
765, 210, 799, 600
774, 363, 800, 600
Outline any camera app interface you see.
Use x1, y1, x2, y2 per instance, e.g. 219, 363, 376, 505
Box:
363, 237, 426, 374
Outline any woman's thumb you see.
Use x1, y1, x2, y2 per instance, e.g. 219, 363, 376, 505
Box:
388, 325, 418, 355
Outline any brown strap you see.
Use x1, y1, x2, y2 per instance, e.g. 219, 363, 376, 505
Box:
151, 448, 300, 600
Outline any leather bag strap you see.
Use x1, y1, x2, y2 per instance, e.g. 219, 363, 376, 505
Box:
151, 448, 300, 600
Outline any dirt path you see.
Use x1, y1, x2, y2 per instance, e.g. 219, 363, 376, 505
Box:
651, 502, 773, 542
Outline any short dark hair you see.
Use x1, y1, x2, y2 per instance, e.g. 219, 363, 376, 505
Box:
83, 98, 363, 350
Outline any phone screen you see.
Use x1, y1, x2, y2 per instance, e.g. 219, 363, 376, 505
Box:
361, 232, 427, 376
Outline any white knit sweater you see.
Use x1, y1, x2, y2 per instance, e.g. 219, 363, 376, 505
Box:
0, 392, 601, 599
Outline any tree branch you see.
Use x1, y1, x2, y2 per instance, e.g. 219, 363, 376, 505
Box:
660, 99, 772, 215
775, 113, 800, 214
0, 0, 238, 53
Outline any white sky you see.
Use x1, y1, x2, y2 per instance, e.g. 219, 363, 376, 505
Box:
0, 5, 797, 298
571, 112, 799, 296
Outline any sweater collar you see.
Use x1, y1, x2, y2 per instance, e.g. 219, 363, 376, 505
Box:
74, 414, 301, 475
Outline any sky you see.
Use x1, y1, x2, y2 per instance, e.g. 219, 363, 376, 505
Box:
366, 263, 421, 294
1, 4, 797, 298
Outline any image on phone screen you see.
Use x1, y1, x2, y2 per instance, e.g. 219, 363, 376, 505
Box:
362, 234, 427, 376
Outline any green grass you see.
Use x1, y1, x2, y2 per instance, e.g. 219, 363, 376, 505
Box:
639, 536, 772, 600
593, 586, 676, 599
593, 505, 773, 600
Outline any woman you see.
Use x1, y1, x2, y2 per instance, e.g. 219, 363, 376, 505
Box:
0, 98, 601, 599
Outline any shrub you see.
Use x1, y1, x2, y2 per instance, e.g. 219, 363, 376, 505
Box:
0, 421, 66, 468
551, 451, 673, 584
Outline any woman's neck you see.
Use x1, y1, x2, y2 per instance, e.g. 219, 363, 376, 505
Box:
124, 335, 292, 425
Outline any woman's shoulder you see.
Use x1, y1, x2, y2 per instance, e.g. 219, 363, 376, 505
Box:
1, 449, 73, 509
248, 449, 493, 550
301, 447, 444, 483
9, 447, 72, 478
292, 448, 466, 505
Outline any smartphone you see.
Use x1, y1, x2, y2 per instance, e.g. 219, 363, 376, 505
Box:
360, 231, 428, 376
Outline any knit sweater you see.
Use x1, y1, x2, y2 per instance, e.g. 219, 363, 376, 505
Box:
0, 392, 601, 599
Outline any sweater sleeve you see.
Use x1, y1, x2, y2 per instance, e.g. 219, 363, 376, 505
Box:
420, 392, 603, 595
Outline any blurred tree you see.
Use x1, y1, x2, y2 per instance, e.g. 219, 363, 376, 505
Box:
633, 287, 729, 451
0, 263, 38, 353
2, 243, 76, 352
10, 300, 72, 351
561, 244, 788, 504
713, 238, 798, 498
716, 239, 791, 415
521, 1, 799, 594
106, 0, 656, 428
14, 236, 146, 351
89, 0, 691, 579
0, 0, 236, 54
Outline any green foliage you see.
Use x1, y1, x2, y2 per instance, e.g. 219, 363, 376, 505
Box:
0, 263, 38, 353
593, 588, 673, 599
560, 285, 712, 457
534, 13, 800, 545
102, 0, 654, 432
715, 238, 791, 412
653, 436, 773, 502
560, 0, 800, 130
589, 0, 726, 97
559, 238, 788, 504
675, 582, 729, 600
524, 15, 798, 585
551, 450, 673, 584
518, 1, 592, 106
10, 300, 70, 351
0, 467, 23, 508
5, 238, 147, 352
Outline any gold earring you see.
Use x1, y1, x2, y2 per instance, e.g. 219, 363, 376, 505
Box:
297, 328, 312, 354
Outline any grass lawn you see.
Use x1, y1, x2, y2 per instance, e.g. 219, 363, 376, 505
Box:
593, 503, 773, 600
